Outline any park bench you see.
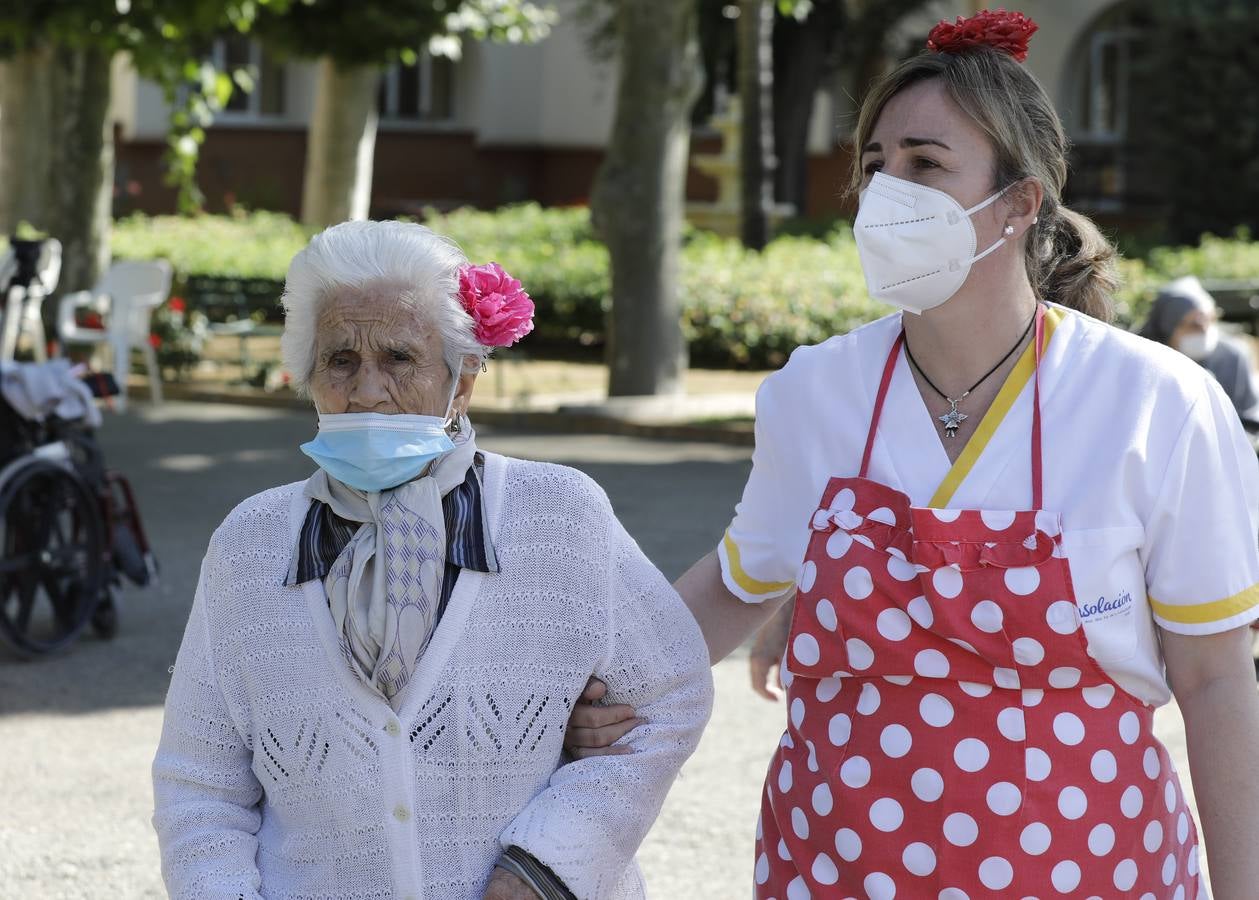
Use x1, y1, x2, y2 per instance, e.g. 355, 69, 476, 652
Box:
184, 275, 285, 383
1205, 279, 1259, 334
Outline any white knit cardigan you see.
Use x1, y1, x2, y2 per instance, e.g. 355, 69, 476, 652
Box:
152, 453, 714, 900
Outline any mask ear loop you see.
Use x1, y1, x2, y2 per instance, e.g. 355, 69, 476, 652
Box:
443, 354, 482, 436
969, 234, 1009, 265
959, 185, 1017, 265
961, 187, 1008, 218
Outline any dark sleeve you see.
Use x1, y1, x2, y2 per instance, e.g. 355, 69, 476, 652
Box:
1224, 342, 1259, 433
496, 846, 578, 900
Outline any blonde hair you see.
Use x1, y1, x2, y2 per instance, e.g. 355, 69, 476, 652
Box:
851, 47, 1117, 321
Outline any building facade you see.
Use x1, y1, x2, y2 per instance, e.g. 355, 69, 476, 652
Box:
109, 0, 1141, 223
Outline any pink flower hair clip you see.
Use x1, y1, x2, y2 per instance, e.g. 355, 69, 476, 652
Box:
457, 262, 536, 349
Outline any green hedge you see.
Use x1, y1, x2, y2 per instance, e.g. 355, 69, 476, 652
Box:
111, 205, 1259, 369
111, 209, 310, 281
425, 204, 610, 348
1114, 228, 1259, 327
422, 205, 887, 366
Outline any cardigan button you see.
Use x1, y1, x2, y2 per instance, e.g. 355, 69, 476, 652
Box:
393, 805, 411, 823
384, 720, 401, 737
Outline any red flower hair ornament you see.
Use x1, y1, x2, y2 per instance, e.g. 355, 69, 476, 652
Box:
926, 8, 1039, 63
456, 262, 535, 349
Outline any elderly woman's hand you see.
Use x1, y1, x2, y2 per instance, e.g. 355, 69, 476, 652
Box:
563, 677, 643, 758
484, 867, 541, 900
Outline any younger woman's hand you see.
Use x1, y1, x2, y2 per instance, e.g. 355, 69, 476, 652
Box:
563, 677, 644, 758
749, 599, 793, 701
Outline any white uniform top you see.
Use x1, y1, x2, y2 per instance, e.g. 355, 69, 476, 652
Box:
719, 305, 1259, 706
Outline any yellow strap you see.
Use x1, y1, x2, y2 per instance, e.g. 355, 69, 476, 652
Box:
1150, 583, 1259, 626
721, 530, 795, 597
928, 307, 1064, 509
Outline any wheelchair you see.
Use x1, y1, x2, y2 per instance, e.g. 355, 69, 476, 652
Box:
0, 363, 155, 657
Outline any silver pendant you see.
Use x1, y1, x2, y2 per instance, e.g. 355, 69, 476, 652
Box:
939, 401, 968, 438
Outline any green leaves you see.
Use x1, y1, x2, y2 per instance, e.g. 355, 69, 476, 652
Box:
442, 0, 557, 43
1114, 229, 1259, 327
112, 210, 312, 280
251, 0, 555, 66
110, 205, 1259, 363
775, 0, 813, 22
111, 204, 889, 367
1, 1, 558, 212
213, 71, 236, 107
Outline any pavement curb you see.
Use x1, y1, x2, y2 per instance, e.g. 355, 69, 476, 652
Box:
133, 383, 756, 447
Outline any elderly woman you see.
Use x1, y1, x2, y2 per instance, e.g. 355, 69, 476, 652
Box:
1141, 275, 1259, 436
151, 220, 713, 900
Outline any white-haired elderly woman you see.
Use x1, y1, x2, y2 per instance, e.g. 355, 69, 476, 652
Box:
151, 220, 713, 900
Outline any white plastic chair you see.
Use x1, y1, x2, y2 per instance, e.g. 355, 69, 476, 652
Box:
57, 259, 172, 411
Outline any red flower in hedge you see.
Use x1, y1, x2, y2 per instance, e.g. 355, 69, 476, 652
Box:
168, 296, 186, 313
148, 334, 162, 349
926, 8, 1038, 63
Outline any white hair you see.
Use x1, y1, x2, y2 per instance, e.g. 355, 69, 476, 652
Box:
280, 220, 485, 394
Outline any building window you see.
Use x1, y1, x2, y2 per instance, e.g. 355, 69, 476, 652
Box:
1062, 3, 1156, 215
212, 35, 286, 120
379, 51, 455, 123
1075, 28, 1137, 143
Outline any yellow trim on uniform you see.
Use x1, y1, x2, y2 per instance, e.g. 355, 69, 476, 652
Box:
721, 530, 795, 597
1149, 582, 1259, 626
928, 307, 1064, 509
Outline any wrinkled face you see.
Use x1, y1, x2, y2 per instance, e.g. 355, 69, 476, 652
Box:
860, 78, 1009, 258
308, 287, 454, 416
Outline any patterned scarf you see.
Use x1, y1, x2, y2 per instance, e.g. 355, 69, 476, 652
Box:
303, 427, 478, 708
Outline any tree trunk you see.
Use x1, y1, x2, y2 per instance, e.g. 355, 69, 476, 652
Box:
592, 0, 702, 398
772, 0, 842, 211
302, 58, 380, 228
0, 45, 55, 238
738, 0, 775, 250
45, 44, 114, 295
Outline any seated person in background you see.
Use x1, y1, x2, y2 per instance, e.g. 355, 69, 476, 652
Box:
1141, 275, 1259, 436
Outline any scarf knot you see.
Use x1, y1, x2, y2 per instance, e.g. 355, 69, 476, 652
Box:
303, 426, 479, 708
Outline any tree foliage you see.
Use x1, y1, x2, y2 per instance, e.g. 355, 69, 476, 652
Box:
0, 1, 292, 212
0, 1, 556, 213
254, 0, 555, 66
1128, 0, 1259, 242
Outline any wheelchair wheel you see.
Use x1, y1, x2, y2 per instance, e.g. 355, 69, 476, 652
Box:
90, 588, 118, 640
0, 459, 106, 655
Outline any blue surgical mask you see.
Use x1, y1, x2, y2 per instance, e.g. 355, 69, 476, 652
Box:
300, 412, 456, 493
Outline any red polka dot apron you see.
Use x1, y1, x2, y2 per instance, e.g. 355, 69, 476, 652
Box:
755, 307, 1206, 899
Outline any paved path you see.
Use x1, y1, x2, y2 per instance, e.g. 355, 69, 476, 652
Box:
0, 402, 1204, 898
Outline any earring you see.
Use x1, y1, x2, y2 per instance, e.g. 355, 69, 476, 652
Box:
1003, 224, 1015, 236
448, 415, 463, 435
1032, 216, 1039, 224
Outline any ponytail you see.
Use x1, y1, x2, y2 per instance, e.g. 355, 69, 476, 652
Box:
1030, 205, 1118, 322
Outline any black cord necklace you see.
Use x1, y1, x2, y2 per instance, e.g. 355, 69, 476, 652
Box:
903, 308, 1038, 438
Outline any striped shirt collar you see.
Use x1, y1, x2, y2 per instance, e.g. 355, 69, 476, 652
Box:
286, 455, 498, 587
